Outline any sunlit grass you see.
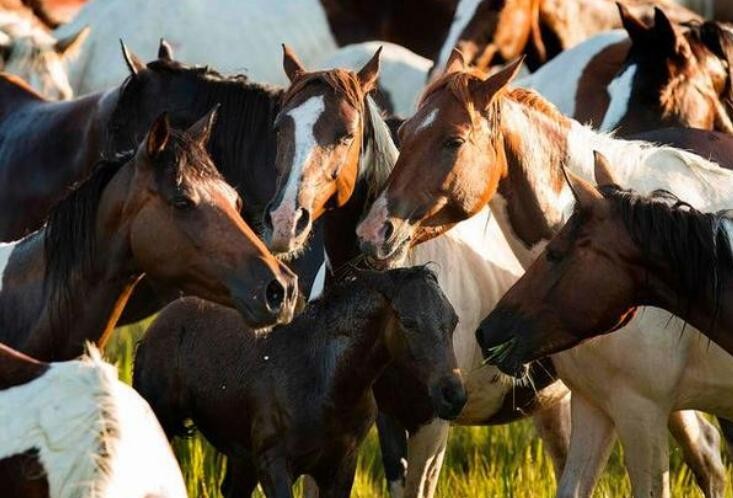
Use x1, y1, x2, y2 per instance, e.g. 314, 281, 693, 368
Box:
106, 324, 732, 497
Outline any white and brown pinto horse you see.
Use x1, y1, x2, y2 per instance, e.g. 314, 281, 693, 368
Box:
521, 6, 733, 134
264, 47, 572, 498
357, 56, 733, 497
0, 9, 87, 99
0, 343, 186, 498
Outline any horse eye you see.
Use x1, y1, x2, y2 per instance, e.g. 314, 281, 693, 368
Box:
443, 137, 465, 149
172, 196, 195, 210
545, 248, 563, 263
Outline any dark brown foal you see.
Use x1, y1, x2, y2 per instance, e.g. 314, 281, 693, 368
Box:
134, 267, 466, 498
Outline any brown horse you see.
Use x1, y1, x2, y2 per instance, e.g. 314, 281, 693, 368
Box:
0, 342, 187, 498
134, 266, 465, 498
0, 72, 121, 241
264, 45, 394, 266
428, 0, 699, 80
478, 151, 733, 370
599, 6, 733, 134
0, 112, 296, 361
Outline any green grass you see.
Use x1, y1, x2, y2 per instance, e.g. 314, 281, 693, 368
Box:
106, 323, 733, 498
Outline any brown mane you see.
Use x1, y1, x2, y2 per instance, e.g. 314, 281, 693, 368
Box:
282, 69, 365, 111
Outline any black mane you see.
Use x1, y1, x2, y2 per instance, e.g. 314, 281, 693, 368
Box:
602, 185, 733, 328
109, 58, 284, 225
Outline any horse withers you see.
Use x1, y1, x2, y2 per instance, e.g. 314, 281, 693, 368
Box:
0, 342, 186, 498
0, 111, 296, 361
133, 266, 465, 498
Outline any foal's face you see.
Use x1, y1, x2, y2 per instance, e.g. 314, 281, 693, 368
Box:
124, 113, 298, 328
357, 57, 521, 264
265, 47, 380, 257
477, 178, 641, 377
381, 269, 466, 420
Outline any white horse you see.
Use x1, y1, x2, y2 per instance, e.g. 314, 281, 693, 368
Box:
0, 344, 187, 498
54, 0, 339, 94
0, 10, 88, 99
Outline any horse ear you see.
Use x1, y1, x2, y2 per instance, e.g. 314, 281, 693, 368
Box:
563, 166, 602, 210
54, 25, 90, 60
158, 38, 174, 61
120, 39, 145, 76
617, 2, 648, 44
357, 46, 381, 94
443, 48, 466, 76
652, 7, 687, 56
282, 44, 306, 82
593, 151, 619, 187
187, 104, 219, 147
146, 113, 171, 159
473, 56, 524, 110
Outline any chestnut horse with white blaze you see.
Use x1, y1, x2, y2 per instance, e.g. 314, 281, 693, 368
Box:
357, 52, 733, 497
265, 46, 574, 498
0, 343, 186, 498
0, 113, 296, 361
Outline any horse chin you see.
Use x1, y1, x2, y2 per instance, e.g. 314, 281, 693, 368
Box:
365, 236, 411, 270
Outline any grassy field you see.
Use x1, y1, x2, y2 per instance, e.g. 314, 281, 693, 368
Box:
107, 321, 732, 498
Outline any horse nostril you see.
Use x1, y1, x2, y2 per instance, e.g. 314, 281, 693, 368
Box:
265, 280, 285, 313
295, 208, 311, 236
382, 220, 394, 241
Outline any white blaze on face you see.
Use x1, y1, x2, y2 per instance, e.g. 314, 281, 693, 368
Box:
433, 0, 483, 78
270, 95, 325, 237
600, 63, 637, 132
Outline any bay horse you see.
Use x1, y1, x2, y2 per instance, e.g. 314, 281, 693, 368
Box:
0, 112, 296, 361
356, 56, 733, 497
133, 266, 466, 498
54, 0, 459, 94
0, 343, 186, 498
265, 46, 572, 498
0, 10, 88, 99
479, 151, 733, 367
521, 6, 733, 133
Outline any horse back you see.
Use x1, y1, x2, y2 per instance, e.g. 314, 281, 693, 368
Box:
632, 128, 733, 171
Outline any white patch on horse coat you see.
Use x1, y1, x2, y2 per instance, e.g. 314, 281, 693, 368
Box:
599, 63, 637, 132
55, 0, 339, 93
0, 347, 186, 498
432, 0, 483, 77
321, 41, 431, 116
518, 30, 627, 118
416, 108, 438, 131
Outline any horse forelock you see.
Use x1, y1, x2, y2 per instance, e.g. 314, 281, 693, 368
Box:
282, 69, 365, 112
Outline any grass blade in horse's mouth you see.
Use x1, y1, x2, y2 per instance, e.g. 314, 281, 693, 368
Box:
483, 338, 516, 365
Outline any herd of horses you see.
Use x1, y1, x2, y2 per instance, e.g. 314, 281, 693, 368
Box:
2, 0, 733, 497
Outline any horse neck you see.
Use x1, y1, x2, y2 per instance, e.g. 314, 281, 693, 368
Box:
323, 179, 370, 274
300, 285, 393, 408
11, 166, 142, 361
198, 79, 283, 223
642, 217, 733, 353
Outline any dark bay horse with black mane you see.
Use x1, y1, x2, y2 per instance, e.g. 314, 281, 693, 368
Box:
0, 113, 296, 361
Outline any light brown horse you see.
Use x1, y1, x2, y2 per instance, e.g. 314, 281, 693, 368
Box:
0, 112, 297, 361
478, 151, 733, 369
